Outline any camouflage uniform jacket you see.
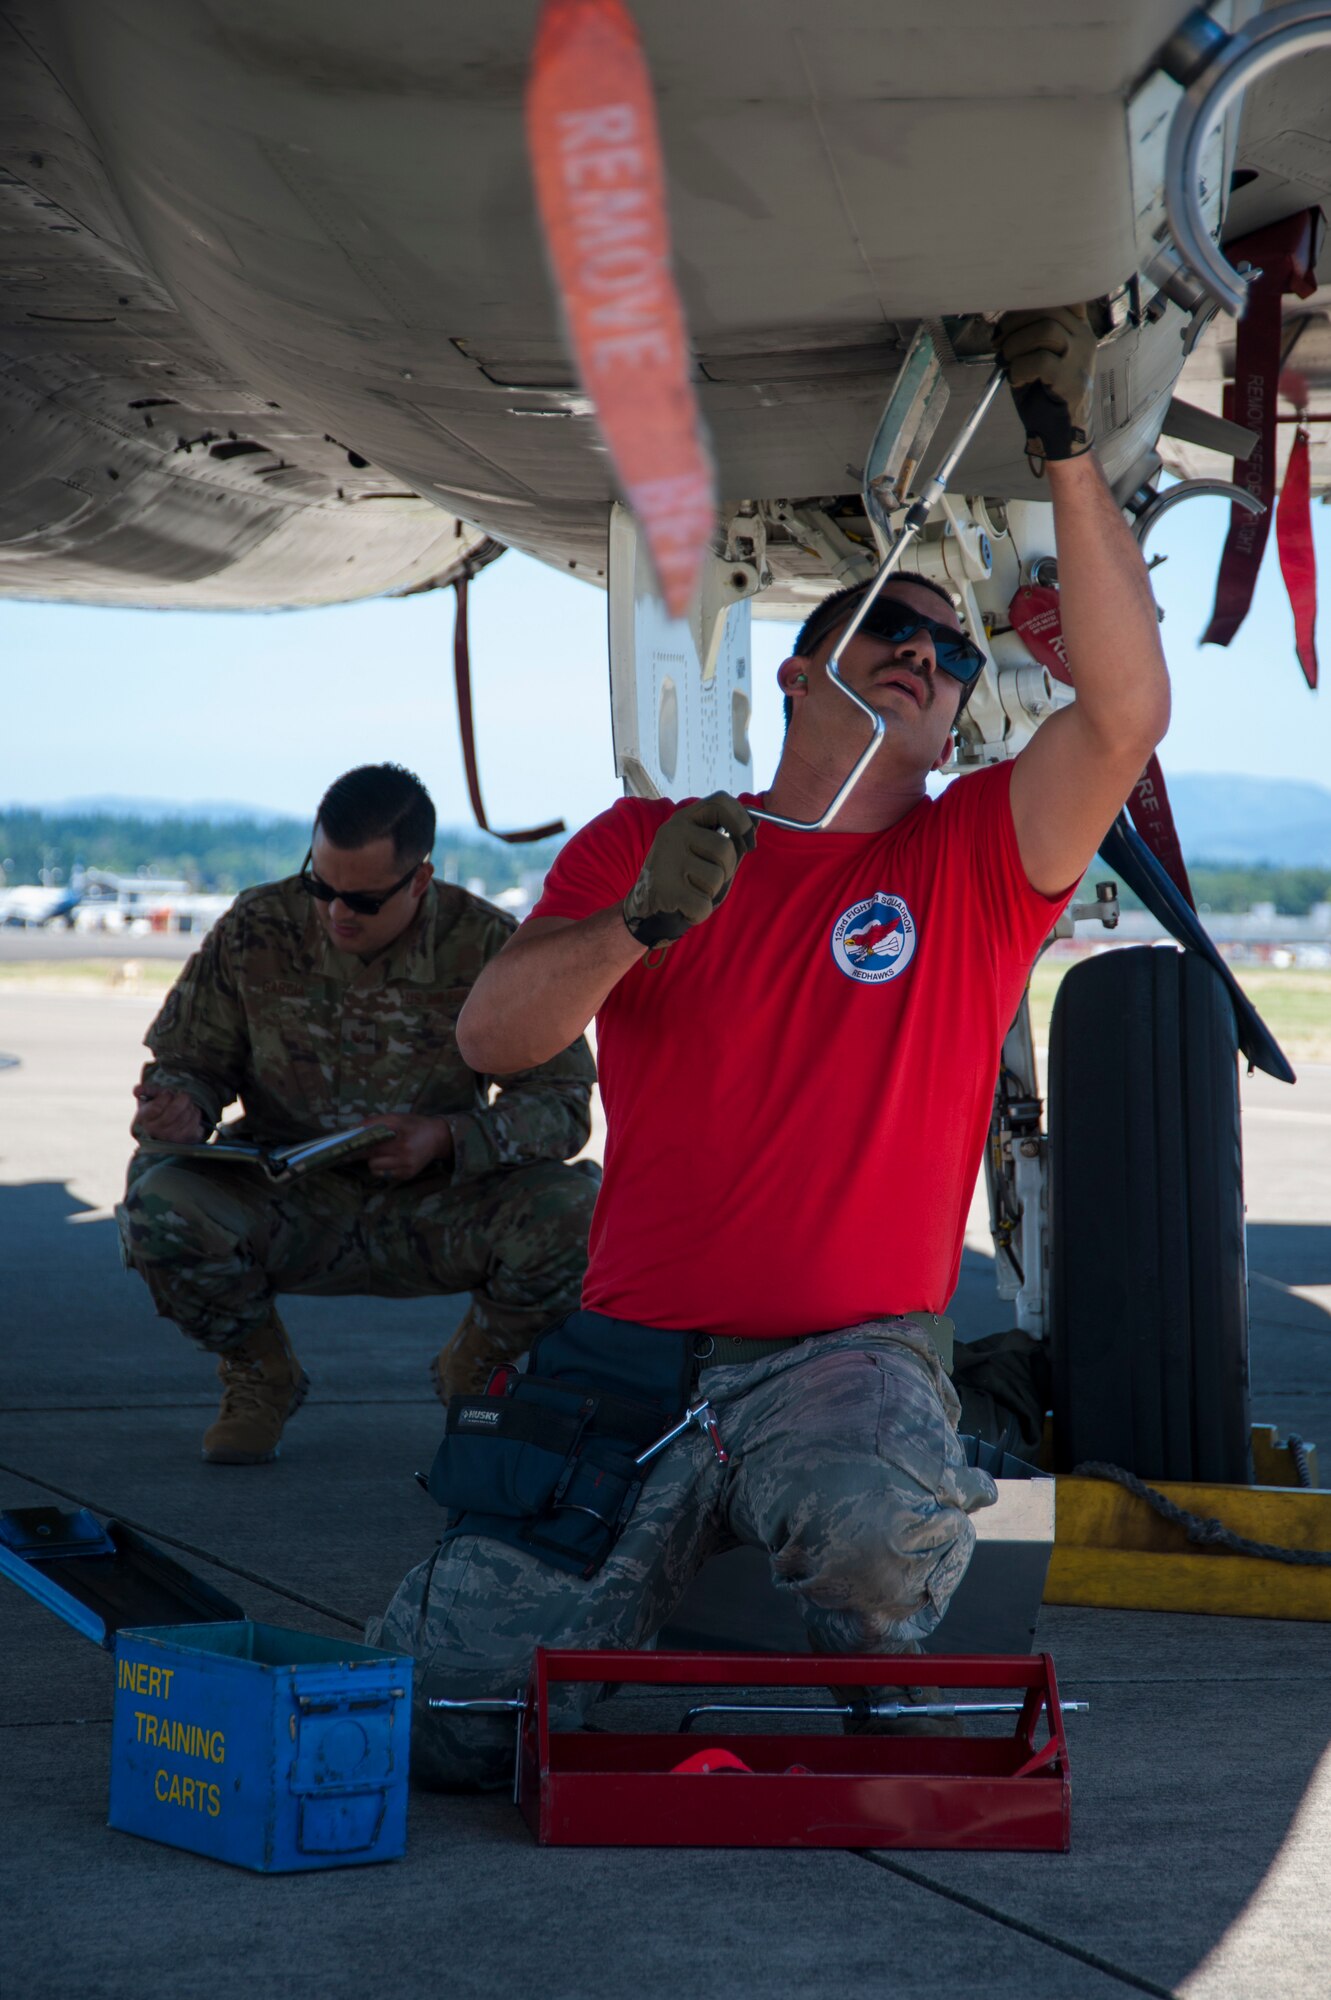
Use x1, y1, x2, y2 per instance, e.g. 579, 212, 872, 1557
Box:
139, 877, 594, 1185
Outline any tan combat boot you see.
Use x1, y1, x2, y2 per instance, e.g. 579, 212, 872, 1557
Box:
430, 1309, 529, 1406
202, 1315, 309, 1465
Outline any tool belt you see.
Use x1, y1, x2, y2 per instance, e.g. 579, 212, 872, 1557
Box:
427, 1311, 954, 1579
428, 1311, 706, 1579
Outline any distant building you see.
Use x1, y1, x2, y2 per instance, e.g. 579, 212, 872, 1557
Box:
1057, 902, 1331, 969
75, 871, 232, 936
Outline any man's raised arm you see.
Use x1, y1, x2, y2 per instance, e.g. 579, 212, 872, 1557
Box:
997, 307, 1172, 897
457, 792, 754, 1074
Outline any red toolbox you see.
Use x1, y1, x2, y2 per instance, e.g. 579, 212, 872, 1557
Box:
517, 1649, 1072, 1850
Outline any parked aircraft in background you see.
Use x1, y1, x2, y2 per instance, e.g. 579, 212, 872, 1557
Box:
0, 866, 85, 927
0, 867, 215, 930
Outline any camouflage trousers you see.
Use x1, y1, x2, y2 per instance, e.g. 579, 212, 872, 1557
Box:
367, 1319, 998, 1789
117, 1153, 599, 1394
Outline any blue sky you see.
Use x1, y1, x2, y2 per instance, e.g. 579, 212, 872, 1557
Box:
3, 490, 1328, 829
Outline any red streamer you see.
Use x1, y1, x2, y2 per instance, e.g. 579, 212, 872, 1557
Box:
527, 0, 715, 617
1276, 426, 1319, 690
1202, 209, 1320, 651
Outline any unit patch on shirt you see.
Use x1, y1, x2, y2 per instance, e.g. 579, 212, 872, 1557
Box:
830, 892, 917, 984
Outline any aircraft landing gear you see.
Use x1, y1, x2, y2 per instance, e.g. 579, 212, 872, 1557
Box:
1048, 945, 1251, 1485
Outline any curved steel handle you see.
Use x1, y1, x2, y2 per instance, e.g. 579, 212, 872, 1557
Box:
750, 364, 1007, 832
1132, 477, 1266, 551
747, 651, 888, 833
1163, 2, 1331, 317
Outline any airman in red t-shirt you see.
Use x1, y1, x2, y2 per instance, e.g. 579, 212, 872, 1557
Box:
375, 307, 1173, 1790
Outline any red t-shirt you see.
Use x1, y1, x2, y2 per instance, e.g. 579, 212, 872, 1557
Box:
530, 763, 1072, 1337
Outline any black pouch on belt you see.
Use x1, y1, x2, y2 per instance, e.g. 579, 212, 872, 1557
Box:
427, 1310, 699, 1579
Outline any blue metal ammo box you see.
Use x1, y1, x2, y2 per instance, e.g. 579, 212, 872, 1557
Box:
0, 1508, 411, 1874
110, 1622, 410, 1873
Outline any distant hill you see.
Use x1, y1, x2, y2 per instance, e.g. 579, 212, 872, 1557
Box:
1165, 775, 1331, 867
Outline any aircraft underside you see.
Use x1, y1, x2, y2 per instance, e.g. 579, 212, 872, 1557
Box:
1, 0, 1328, 618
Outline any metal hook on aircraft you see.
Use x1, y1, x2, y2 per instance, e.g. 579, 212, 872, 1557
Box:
1131, 477, 1266, 554
1159, 2, 1331, 318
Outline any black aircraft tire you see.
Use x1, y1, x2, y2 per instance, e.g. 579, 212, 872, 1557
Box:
1049, 945, 1250, 1483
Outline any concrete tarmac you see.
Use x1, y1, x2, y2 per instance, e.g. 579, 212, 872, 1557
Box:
2, 987, 1330, 1999
0, 926, 198, 963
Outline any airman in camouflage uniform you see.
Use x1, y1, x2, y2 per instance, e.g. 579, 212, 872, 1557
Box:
369, 1320, 996, 1789
118, 765, 597, 1466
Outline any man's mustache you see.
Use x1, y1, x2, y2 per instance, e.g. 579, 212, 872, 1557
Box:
872, 663, 934, 709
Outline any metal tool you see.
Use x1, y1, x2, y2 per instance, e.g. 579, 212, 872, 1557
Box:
426, 1690, 530, 1803
749, 355, 1007, 833
679, 1697, 1089, 1731
635, 1399, 729, 1469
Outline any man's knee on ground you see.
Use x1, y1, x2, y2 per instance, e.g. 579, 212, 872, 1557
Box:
773, 1478, 978, 1640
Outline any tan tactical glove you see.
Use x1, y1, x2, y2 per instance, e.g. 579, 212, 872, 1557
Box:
622, 792, 756, 947
994, 304, 1097, 472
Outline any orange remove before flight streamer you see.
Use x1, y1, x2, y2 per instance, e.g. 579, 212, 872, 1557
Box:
526, 0, 716, 618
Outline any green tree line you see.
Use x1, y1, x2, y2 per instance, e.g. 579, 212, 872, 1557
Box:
1184, 865, 1331, 917
5, 808, 1331, 915
0, 810, 565, 897
1096, 863, 1331, 918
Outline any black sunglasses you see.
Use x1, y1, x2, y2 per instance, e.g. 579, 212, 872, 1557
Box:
298, 850, 423, 917
802, 597, 987, 687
